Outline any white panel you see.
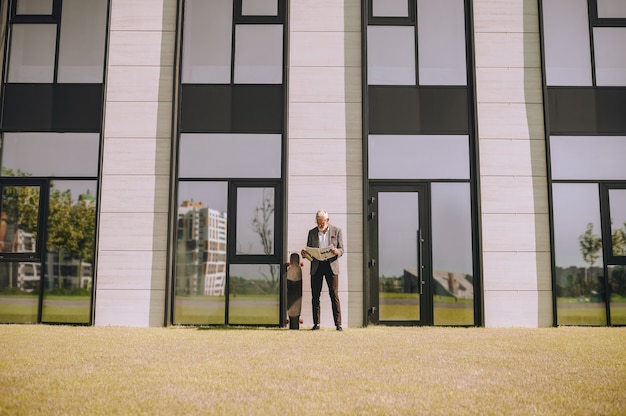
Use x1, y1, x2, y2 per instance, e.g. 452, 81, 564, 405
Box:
550, 136, 626, 180
542, 0, 592, 86
480, 176, 548, 214
289, 31, 361, 67
234, 25, 283, 84
481, 213, 550, 252
290, 0, 360, 32
367, 26, 415, 85
476, 103, 545, 140
289, 138, 361, 176
99, 175, 169, 213
108, 31, 176, 66
484, 290, 552, 327
593, 27, 626, 86
94, 289, 165, 327
368, 135, 470, 179
104, 101, 173, 138
98, 212, 168, 251
482, 251, 552, 291
417, 0, 467, 85
597, 0, 626, 18
476, 68, 542, 104
288, 102, 362, 139
109, 0, 177, 31
106, 66, 174, 102
102, 138, 170, 175
96, 251, 167, 290
289, 67, 361, 103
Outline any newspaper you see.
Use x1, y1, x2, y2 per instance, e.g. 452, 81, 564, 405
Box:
303, 246, 336, 261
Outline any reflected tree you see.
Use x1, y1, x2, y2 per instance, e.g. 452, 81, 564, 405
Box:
612, 220, 626, 256
250, 189, 278, 291
579, 223, 602, 283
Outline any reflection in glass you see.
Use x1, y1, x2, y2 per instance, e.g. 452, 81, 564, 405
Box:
597, 0, 626, 18
8, 24, 57, 82
234, 24, 283, 84
607, 265, 626, 325
1, 133, 100, 177
179, 134, 281, 179
608, 189, 626, 257
182, 0, 233, 83
553, 183, 606, 325
378, 192, 420, 321
41, 181, 96, 323
57, 0, 108, 83
236, 188, 274, 255
174, 182, 228, 325
229, 264, 280, 325
417, 0, 467, 86
0, 186, 41, 323
593, 28, 626, 87
242, 0, 277, 16
368, 135, 470, 180
550, 136, 626, 180
431, 183, 473, 325
367, 26, 416, 85
372, 0, 408, 17
16, 0, 53, 15
542, 0, 592, 86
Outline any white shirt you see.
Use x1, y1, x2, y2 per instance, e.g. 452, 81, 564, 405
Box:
318, 228, 330, 248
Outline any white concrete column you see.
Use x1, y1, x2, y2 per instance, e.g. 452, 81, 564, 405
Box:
473, 0, 553, 327
287, 0, 364, 328
95, 0, 176, 326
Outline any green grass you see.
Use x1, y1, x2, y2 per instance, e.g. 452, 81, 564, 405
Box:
1, 325, 625, 415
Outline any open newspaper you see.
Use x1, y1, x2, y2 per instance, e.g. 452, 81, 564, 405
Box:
303, 245, 336, 261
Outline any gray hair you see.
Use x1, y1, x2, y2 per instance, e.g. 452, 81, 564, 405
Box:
315, 209, 329, 219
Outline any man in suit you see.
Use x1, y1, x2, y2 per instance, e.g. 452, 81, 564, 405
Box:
301, 209, 344, 331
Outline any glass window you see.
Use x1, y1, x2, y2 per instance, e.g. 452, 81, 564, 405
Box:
550, 136, 626, 180
368, 135, 470, 179
431, 183, 473, 325
597, 0, 626, 18
16, 0, 53, 15
372, 0, 409, 17
236, 187, 275, 255
234, 24, 283, 84
174, 181, 228, 325
593, 28, 626, 87
0, 185, 40, 255
552, 183, 606, 325
57, 0, 107, 83
367, 26, 416, 85
607, 265, 626, 325
229, 264, 280, 324
417, 0, 466, 86
542, 0, 592, 86
41, 180, 96, 323
608, 189, 626, 257
178, 134, 281, 179
182, 0, 233, 84
1, 133, 100, 177
242, 0, 277, 16
7, 24, 57, 83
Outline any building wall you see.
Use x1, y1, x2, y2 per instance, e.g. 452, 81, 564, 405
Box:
95, 0, 176, 326
473, 0, 552, 327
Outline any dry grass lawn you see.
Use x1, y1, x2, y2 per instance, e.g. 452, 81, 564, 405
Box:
1, 325, 625, 415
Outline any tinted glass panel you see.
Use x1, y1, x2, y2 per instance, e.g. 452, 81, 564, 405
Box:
417, 0, 466, 86
179, 134, 281, 178
41, 180, 96, 324
234, 24, 283, 84
228, 263, 280, 324
367, 26, 416, 85
182, 0, 233, 83
0, 185, 40, 255
1, 133, 100, 177
607, 265, 626, 325
57, 0, 107, 83
16, 0, 52, 14
553, 183, 606, 325
174, 182, 228, 325
242, 0, 277, 16
0, 261, 39, 322
368, 135, 470, 179
236, 187, 274, 255
542, 0, 592, 86
609, 189, 626, 257
8, 24, 57, 83
431, 183, 473, 325
550, 136, 626, 180
597, 0, 626, 18
593, 28, 626, 87
372, 0, 408, 17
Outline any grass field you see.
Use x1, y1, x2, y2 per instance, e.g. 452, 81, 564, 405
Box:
1, 325, 625, 415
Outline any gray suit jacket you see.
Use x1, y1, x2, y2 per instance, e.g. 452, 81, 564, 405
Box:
306, 224, 344, 275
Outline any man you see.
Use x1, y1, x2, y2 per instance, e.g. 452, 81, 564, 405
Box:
301, 209, 344, 331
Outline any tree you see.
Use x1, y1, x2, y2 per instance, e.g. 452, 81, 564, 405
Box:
611, 220, 626, 256
579, 223, 602, 283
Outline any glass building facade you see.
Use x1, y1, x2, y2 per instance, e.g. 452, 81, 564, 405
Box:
0, 0, 624, 328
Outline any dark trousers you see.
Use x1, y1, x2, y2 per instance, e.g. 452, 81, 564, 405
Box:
311, 261, 341, 326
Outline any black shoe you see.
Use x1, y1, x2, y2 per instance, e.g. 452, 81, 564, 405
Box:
336, 326, 343, 331
312, 325, 320, 330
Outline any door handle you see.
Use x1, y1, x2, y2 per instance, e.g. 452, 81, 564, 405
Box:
368, 259, 376, 267
417, 229, 424, 295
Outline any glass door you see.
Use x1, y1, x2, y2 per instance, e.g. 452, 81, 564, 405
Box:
368, 183, 431, 325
